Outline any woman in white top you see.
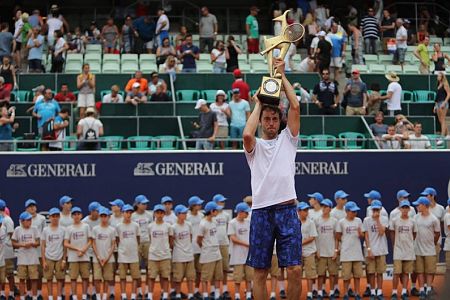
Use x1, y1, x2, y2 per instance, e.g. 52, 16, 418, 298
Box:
211, 40, 227, 73
51, 30, 68, 73
209, 90, 230, 149
156, 37, 176, 68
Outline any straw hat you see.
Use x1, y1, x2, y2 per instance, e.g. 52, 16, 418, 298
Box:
385, 71, 400, 82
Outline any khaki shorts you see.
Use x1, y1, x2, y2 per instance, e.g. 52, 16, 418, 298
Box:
0, 266, 5, 284
446, 251, 450, 270
5, 259, 15, 277
194, 254, 201, 273
302, 254, 317, 279
201, 260, 223, 282
346, 106, 365, 116
415, 255, 437, 274
341, 261, 363, 280
393, 260, 414, 274
77, 93, 95, 108
219, 245, 230, 272
139, 242, 150, 268
44, 259, 66, 280
270, 255, 280, 277
216, 126, 229, 138
93, 263, 114, 281
17, 265, 39, 280
233, 264, 254, 282
317, 257, 339, 276
148, 259, 171, 279
118, 263, 141, 280
365, 255, 386, 274
172, 261, 196, 282
69, 262, 90, 280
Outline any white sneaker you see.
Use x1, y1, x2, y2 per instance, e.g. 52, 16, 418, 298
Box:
437, 139, 444, 146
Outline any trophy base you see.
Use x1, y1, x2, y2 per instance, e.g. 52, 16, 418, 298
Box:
259, 76, 282, 106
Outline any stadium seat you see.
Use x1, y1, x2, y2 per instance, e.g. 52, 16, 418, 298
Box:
406, 46, 416, 53
176, 90, 200, 101
140, 62, 156, 73
309, 134, 337, 150
127, 136, 154, 150
363, 54, 378, 64
100, 136, 124, 150
429, 37, 442, 45
426, 134, 446, 149
298, 135, 310, 149
199, 53, 210, 62
249, 54, 264, 63
369, 64, 385, 74
406, 54, 420, 65
238, 55, 248, 64
63, 136, 78, 151
444, 37, 450, 46
351, 65, 368, 73
64, 61, 82, 73
196, 62, 213, 73
401, 90, 414, 102
403, 65, 419, 74
385, 65, 403, 73
251, 62, 267, 73
201, 90, 218, 102
238, 63, 251, 73
15, 137, 39, 151
154, 135, 178, 150
66, 53, 83, 65
378, 54, 393, 64
413, 90, 436, 102
139, 54, 156, 64
103, 54, 120, 65
121, 54, 139, 64
85, 44, 102, 53
88, 62, 101, 74
84, 53, 101, 65
121, 61, 139, 73
11, 90, 30, 102
441, 46, 450, 53
338, 132, 365, 149
102, 62, 120, 73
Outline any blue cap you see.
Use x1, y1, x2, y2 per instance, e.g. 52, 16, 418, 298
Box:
109, 199, 125, 208
153, 204, 165, 212
204, 201, 220, 213
321, 199, 333, 208
213, 194, 227, 202
174, 204, 189, 215
307, 192, 324, 202
19, 211, 32, 220
364, 190, 381, 200
297, 202, 311, 210
59, 195, 73, 206
370, 200, 383, 209
71, 206, 82, 214
24, 199, 37, 208
188, 196, 204, 206
334, 190, 349, 200
121, 204, 134, 212
161, 196, 173, 204
345, 201, 360, 212
99, 207, 112, 216
420, 187, 437, 196
48, 207, 61, 215
0, 199, 6, 210
399, 200, 411, 207
235, 202, 251, 213
413, 197, 431, 206
88, 201, 101, 212
397, 189, 410, 199
135, 194, 149, 204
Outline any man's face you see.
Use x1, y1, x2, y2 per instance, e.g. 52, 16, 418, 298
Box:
155, 211, 164, 221
322, 70, 330, 80
201, 7, 208, 16
414, 124, 422, 135
123, 211, 132, 220
299, 209, 308, 219
164, 202, 173, 212
424, 37, 430, 46
346, 210, 357, 219
260, 109, 280, 139
375, 114, 383, 123
417, 203, 426, 213
177, 212, 187, 222
49, 214, 60, 225
21, 219, 31, 228
72, 212, 82, 222
90, 210, 99, 219
135, 71, 142, 79
232, 93, 240, 101
61, 85, 68, 93
387, 126, 396, 135
137, 203, 147, 211
100, 214, 110, 224
199, 104, 208, 113
331, 24, 338, 33
308, 197, 318, 207
321, 205, 331, 214
336, 198, 347, 206
352, 72, 360, 80
383, 10, 389, 18
368, 8, 374, 16
26, 205, 37, 215
111, 205, 120, 214
396, 20, 403, 28
63, 201, 72, 211
185, 36, 192, 45
44, 90, 53, 100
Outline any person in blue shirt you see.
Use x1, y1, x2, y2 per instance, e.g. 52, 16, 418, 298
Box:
0, 105, 16, 151
327, 22, 346, 80
26, 26, 44, 73
132, 16, 156, 53
32, 89, 60, 149
179, 34, 200, 73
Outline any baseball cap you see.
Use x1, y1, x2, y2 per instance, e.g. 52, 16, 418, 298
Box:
320, 199, 333, 208
109, 199, 125, 208
59, 195, 73, 206
132, 82, 141, 88
121, 204, 134, 212
233, 69, 242, 77
99, 207, 111, 216
399, 200, 411, 208
297, 202, 311, 210
412, 197, 431, 206
307, 192, 324, 202
153, 204, 165, 212
317, 31, 326, 37
86, 107, 96, 114
370, 200, 383, 209
48, 207, 61, 216
135, 194, 150, 204
204, 201, 220, 213
161, 196, 173, 204
19, 211, 32, 221
397, 189, 410, 199
334, 190, 349, 200
51, 4, 59, 10
235, 203, 251, 213
0, 199, 6, 210
71, 206, 82, 214
188, 196, 204, 206
215, 90, 227, 99
195, 99, 207, 109
364, 190, 381, 200
213, 194, 227, 203
88, 201, 101, 212
174, 204, 189, 215
420, 187, 437, 196
25, 199, 37, 208
352, 69, 360, 75
232, 88, 240, 94
345, 201, 360, 212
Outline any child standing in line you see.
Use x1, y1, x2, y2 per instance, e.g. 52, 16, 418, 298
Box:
187, 196, 205, 299
298, 202, 316, 300
0, 215, 8, 299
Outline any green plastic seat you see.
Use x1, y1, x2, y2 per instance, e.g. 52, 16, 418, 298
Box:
401, 90, 414, 102
100, 136, 124, 150
309, 134, 337, 150
426, 134, 446, 149
127, 136, 154, 150
413, 90, 436, 102
63, 136, 78, 151
15, 137, 39, 151
11, 90, 30, 102
298, 135, 310, 149
338, 132, 366, 149
176, 90, 200, 101
154, 135, 178, 150
201, 90, 218, 102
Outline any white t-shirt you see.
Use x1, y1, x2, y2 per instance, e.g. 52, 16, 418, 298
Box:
82, 216, 101, 258
214, 211, 231, 245
308, 208, 323, 221
64, 223, 91, 262
14, 19, 23, 43
389, 217, 417, 260
78, 117, 103, 141
404, 134, 431, 149
2, 215, 14, 260
245, 128, 298, 209
54, 37, 66, 53
386, 82, 402, 111
148, 222, 173, 261
365, 207, 389, 219
0, 226, 7, 267
198, 219, 222, 263
444, 213, 450, 251
362, 216, 389, 256
211, 49, 226, 64
430, 204, 446, 221
187, 211, 204, 254
47, 18, 63, 39
102, 93, 124, 103
336, 218, 364, 262
330, 207, 346, 221
172, 222, 194, 263
163, 212, 178, 225
116, 221, 140, 263
414, 213, 440, 256
228, 218, 250, 265
301, 219, 318, 257
396, 26, 408, 49
30, 213, 45, 259
390, 206, 416, 221
12, 226, 40, 265
131, 211, 153, 243
41, 226, 65, 261
60, 213, 73, 228
210, 102, 229, 127
314, 216, 338, 257
110, 214, 124, 228
92, 225, 116, 263
298, 57, 312, 73
156, 14, 170, 32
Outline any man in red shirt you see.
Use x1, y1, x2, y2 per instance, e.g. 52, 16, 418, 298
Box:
54, 84, 76, 102
0, 76, 11, 105
231, 69, 251, 101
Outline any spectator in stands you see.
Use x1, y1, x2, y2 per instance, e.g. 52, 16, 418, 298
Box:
370, 111, 388, 144
380, 71, 402, 116
121, 16, 136, 54
393, 19, 408, 67
367, 83, 382, 115
102, 85, 124, 103
327, 22, 346, 79
101, 17, 119, 54
283, 43, 297, 72
32, 88, 61, 138
48, 108, 70, 151
179, 34, 200, 73
51, 30, 68, 73
76, 107, 103, 151
315, 31, 332, 72
0, 23, 15, 63
348, 23, 364, 65
161, 55, 180, 79
404, 122, 431, 149
32, 85, 45, 103
360, 7, 379, 55
312, 69, 339, 115
382, 125, 405, 149
303, 13, 319, 52
246, 6, 260, 54
19, 13, 32, 71
225, 36, 242, 72
155, 8, 170, 47
55, 84, 76, 102
67, 27, 84, 54
0, 77, 11, 105
293, 83, 311, 103
344, 69, 367, 115
175, 26, 188, 50
231, 69, 250, 101
28, 10, 43, 29
156, 37, 176, 69
210, 90, 230, 149
380, 10, 395, 54
0, 105, 16, 151
346, 4, 358, 26
414, 36, 430, 74
273, 10, 282, 36
133, 15, 156, 54
193, 99, 218, 150
84, 21, 102, 45
314, 3, 329, 29
403, 19, 416, 46
0, 56, 17, 92
13, 10, 23, 69
125, 71, 148, 94
199, 7, 218, 53
46, 6, 64, 47
48, 4, 70, 33
432, 43, 450, 73
434, 71, 449, 139
288, 3, 303, 24
298, 54, 316, 72
26, 26, 44, 73
211, 40, 226, 73
150, 85, 170, 102
229, 88, 250, 149
77, 63, 96, 118
126, 82, 147, 106
417, 24, 429, 44
148, 72, 167, 95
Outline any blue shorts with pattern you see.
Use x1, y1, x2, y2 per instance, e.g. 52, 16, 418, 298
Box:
246, 203, 302, 269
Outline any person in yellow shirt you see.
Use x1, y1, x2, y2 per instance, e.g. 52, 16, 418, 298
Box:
414, 36, 430, 74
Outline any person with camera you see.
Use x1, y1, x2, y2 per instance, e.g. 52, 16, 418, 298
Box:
0, 105, 17, 151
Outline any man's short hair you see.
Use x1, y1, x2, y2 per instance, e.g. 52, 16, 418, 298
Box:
60, 108, 70, 115
414, 122, 422, 127
0, 23, 9, 31
60, 83, 68, 87
185, 33, 192, 39
259, 105, 282, 121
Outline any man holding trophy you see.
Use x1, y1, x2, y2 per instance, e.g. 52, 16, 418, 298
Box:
243, 11, 303, 300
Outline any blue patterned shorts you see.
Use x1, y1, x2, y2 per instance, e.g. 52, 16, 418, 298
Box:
246, 203, 302, 269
